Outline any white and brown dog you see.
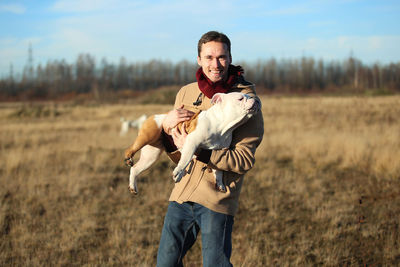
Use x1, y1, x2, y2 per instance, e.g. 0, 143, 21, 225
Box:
124, 92, 261, 194
120, 114, 147, 136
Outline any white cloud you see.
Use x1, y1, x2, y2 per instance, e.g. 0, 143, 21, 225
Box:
0, 3, 26, 14
233, 32, 400, 64
52, 0, 109, 12
43, 0, 237, 64
263, 5, 315, 16
2, 0, 400, 77
45, 28, 113, 61
309, 35, 400, 63
51, 0, 144, 13
308, 20, 336, 27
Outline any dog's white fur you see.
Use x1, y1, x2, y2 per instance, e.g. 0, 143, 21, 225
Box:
120, 114, 147, 136
126, 92, 261, 194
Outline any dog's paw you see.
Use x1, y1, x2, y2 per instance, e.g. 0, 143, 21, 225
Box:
173, 167, 186, 183
125, 157, 134, 167
128, 185, 138, 194
216, 183, 227, 193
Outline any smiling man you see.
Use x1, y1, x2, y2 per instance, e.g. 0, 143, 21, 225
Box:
197, 40, 231, 83
156, 31, 264, 267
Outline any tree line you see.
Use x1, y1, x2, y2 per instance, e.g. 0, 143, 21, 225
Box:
1, 53, 399, 101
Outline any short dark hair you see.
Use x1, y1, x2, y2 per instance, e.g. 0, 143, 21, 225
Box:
197, 31, 231, 57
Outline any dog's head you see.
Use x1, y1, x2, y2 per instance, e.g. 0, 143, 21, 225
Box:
211, 92, 261, 134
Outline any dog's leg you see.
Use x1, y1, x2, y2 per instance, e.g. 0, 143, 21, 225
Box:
129, 145, 163, 194
213, 169, 227, 193
124, 114, 165, 166
173, 133, 201, 183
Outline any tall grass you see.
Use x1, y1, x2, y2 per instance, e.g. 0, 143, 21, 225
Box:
1, 96, 399, 266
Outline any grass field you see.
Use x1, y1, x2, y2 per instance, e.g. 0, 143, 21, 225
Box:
1, 95, 400, 266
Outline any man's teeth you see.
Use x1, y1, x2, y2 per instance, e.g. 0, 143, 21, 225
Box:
210, 70, 222, 74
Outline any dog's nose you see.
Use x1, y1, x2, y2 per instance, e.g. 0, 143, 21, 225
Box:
243, 94, 251, 100
247, 97, 261, 112
254, 98, 261, 111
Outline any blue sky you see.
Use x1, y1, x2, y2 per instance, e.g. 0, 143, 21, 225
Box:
1, 0, 400, 77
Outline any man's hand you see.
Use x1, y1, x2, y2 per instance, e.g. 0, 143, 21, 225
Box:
171, 125, 188, 150
162, 105, 194, 135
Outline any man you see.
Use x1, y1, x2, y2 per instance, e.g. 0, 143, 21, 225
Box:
157, 31, 264, 267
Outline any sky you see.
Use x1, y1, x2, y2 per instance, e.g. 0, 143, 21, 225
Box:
1, 0, 400, 77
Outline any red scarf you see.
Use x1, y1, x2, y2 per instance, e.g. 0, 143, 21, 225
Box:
196, 65, 244, 99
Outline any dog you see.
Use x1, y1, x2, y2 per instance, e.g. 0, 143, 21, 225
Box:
124, 92, 261, 194
119, 114, 147, 136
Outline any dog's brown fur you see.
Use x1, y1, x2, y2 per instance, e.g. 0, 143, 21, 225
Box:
124, 111, 200, 166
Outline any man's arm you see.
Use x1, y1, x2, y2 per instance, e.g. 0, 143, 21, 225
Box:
206, 108, 264, 174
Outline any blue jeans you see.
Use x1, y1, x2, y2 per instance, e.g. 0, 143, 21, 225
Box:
157, 201, 234, 267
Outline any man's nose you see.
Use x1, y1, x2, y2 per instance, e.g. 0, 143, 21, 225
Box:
211, 58, 221, 68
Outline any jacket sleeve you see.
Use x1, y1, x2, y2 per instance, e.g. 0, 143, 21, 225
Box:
207, 110, 264, 174
206, 83, 263, 174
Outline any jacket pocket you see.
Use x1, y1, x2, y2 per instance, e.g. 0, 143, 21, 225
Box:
223, 171, 243, 192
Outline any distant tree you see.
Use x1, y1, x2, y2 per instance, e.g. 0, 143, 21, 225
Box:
75, 54, 96, 93
116, 57, 129, 90
1, 53, 400, 101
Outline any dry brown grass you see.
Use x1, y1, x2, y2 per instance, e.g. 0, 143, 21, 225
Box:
1, 96, 399, 266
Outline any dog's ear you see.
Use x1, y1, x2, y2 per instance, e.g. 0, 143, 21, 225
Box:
211, 93, 223, 105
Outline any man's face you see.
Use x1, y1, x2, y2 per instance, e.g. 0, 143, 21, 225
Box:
197, 41, 232, 83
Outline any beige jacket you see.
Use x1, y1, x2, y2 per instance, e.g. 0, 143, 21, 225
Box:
166, 79, 264, 215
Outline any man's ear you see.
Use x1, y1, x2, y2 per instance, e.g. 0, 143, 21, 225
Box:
211, 93, 223, 105
197, 56, 202, 66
